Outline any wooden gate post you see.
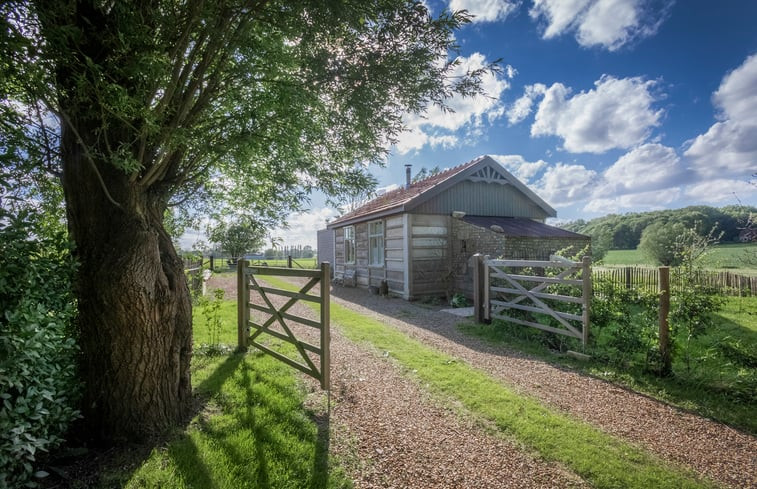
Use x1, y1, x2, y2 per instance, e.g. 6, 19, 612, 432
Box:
237, 259, 249, 351
320, 262, 331, 390
582, 256, 592, 348
472, 254, 483, 323
658, 266, 671, 376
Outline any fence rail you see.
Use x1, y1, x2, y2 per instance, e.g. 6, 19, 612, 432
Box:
237, 260, 330, 389
473, 254, 592, 347
593, 267, 756, 296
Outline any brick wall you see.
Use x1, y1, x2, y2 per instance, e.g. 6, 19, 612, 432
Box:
450, 220, 591, 297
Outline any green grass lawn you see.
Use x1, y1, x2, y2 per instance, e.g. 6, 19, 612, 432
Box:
94, 298, 350, 489
263, 275, 716, 489
603, 243, 757, 273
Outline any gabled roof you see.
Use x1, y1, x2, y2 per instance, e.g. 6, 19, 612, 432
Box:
327, 155, 556, 228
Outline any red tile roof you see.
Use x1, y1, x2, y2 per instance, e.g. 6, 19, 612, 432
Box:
329, 156, 484, 226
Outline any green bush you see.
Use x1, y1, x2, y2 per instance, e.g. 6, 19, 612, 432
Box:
0, 210, 80, 488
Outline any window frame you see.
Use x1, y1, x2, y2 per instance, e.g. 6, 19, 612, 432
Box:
368, 220, 384, 267
344, 225, 356, 265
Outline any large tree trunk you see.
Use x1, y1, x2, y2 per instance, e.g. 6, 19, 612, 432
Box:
61, 125, 193, 442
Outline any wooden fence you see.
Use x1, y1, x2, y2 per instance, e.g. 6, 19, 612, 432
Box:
473, 254, 592, 347
593, 267, 756, 296
237, 260, 330, 389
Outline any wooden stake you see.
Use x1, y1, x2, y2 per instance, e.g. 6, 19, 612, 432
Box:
659, 266, 671, 376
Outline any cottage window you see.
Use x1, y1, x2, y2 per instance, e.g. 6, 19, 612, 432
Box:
344, 226, 356, 264
368, 220, 384, 266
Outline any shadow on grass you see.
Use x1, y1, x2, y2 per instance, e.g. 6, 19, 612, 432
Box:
41, 351, 338, 488
168, 352, 336, 489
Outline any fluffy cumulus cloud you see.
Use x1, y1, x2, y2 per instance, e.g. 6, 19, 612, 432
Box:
395, 52, 509, 154
531, 75, 663, 153
533, 162, 598, 207
489, 154, 547, 182
449, 0, 520, 23
506, 83, 547, 125
529, 0, 672, 51
597, 143, 687, 196
684, 53, 757, 179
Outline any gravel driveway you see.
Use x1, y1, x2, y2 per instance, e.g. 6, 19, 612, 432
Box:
209, 274, 757, 488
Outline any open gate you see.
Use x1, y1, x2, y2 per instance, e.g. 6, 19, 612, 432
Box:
472, 254, 592, 347
236, 260, 330, 389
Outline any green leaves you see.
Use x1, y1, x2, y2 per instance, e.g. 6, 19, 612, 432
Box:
0, 208, 80, 488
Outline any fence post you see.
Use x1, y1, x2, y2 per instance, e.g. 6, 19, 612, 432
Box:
582, 256, 592, 348
473, 254, 483, 323
658, 266, 671, 376
624, 267, 631, 289
483, 255, 490, 322
320, 262, 331, 390
237, 259, 249, 352
209, 255, 215, 272
287, 255, 292, 268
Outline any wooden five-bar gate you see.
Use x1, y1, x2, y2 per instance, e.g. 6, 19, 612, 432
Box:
472, 254, 592, 347
237, 260, 330, 389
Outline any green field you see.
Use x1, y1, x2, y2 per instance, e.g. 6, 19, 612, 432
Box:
603, 243, 756, 272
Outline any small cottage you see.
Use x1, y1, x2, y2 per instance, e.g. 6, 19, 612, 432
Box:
324, 155, 589, 300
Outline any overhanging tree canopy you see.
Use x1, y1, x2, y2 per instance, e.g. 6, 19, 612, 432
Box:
1, 0, 498, 441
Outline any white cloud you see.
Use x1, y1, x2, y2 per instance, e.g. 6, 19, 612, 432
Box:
529, 0, 671, 51
684, 179, 757, 204
450, 0, 520, 23
597, 143, 686, 197
685, 54, 757, 179
533, 162, 598, 207
396, 52, 509, 154
489, 154, 548, 182
506, 83, 547, 125
531, 75, 663, 153
584, 188, 681, 213
713, 53, 757, 126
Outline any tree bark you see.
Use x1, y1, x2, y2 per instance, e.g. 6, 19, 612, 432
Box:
61, 124, 193, 442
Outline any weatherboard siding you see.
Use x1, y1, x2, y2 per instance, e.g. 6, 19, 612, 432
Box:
411, 180, 548, 220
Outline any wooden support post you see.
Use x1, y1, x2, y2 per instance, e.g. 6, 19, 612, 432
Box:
473, 254, 483, 323
237, 259, 249, 351
624, 266, 631, 289
288, 255, 293, 268
582, 256, 592, 349
320, 262, 331, 390
483, 255, 491, 322
658, 266, 671, 376
209, 255, 215, 272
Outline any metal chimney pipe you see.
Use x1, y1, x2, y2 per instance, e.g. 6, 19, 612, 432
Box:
405, 164, 412, 188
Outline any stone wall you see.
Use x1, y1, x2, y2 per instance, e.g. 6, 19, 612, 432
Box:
450, 219, 591, 298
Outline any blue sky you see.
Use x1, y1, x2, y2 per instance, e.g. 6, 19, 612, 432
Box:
184, 0, 757, 249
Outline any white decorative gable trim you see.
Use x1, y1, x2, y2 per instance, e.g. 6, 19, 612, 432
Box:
467, 164, 510, 185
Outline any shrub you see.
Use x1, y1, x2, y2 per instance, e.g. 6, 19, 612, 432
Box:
0, 209, 80, 488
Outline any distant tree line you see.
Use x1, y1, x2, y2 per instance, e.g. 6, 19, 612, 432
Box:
561, 205, 756, 258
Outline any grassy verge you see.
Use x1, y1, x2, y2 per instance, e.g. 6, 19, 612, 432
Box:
460, 295, 757, 435
263, 276, 715, 489
99, 299, 350, 489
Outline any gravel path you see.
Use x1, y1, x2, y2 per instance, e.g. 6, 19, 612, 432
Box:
327, 286, 757, 489
208, 274, 757, 488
